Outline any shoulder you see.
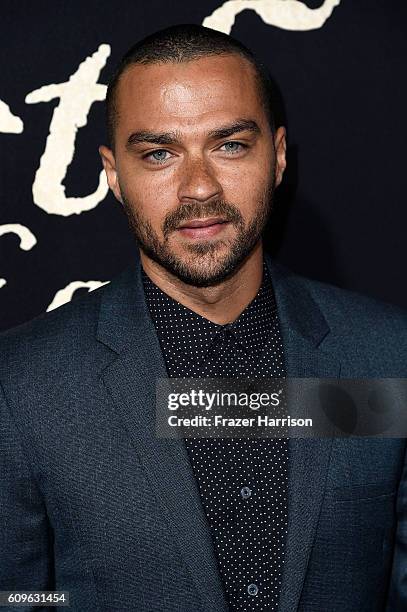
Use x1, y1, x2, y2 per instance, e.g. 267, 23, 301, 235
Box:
301, 273, 407, 333
0, 272, 121, 386
271, 259, 407, 330
272, 261, 407, 373
307, 274, 407, 364
0, 282, 101, 353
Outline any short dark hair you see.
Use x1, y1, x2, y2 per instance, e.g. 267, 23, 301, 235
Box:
105, 23, 277, 149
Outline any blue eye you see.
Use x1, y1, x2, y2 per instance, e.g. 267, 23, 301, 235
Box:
145, 150, 170, 164
221, 142, 245, 154
150, 149, 168, 162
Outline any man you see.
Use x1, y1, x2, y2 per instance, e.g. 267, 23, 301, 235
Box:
0, 23, 406, 612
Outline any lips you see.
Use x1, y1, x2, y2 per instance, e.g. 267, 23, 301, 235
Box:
178, 216, 227, 229
177, 217, 230, 239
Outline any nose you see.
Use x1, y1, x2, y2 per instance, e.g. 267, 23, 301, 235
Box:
177, 155, 222, 203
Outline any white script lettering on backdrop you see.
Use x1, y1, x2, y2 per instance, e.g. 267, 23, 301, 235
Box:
0, 224, 37, 288
0, 99, 24, 134
46, 280, 109, 312
203, 0, 341, 33
26, 44, 110, 217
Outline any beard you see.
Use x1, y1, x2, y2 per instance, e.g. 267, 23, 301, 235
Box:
121, 174, 275, 288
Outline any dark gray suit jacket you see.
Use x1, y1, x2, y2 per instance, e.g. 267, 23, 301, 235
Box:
1, 253, 407, 611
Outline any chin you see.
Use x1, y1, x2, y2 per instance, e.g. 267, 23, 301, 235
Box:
170, 270, 232, 288
167, 254, 247, 288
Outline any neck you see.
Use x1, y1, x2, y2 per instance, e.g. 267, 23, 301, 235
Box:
139, 242, 264, 325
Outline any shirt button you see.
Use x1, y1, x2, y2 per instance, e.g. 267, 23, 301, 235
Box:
247, 583, 259, 596
240, 486, 252, 499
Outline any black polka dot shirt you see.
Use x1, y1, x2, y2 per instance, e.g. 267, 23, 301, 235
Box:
142, 259, 288, 611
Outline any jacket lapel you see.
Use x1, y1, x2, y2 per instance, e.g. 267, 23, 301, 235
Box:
97, 260, 229, 612
266, 255, 340, 612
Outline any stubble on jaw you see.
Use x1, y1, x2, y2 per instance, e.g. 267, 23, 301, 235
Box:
120, 176, 275, 288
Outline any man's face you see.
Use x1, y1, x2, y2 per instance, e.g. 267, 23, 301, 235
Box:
100, 53, 286, 286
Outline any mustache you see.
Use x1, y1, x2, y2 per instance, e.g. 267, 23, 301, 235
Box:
162, 199, 244, 238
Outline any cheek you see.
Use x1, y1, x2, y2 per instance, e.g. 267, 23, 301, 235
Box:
120, 168, 174, 226
221, 163, 271, 211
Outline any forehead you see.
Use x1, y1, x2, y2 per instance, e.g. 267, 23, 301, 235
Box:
114, 54, 265, 135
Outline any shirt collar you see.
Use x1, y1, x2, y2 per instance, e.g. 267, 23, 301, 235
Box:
141, 258, 278, 360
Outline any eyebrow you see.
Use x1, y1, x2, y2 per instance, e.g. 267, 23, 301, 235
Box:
125, 119, 261, 149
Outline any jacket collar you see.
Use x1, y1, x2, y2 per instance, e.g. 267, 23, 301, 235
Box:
97, 250, 330, 358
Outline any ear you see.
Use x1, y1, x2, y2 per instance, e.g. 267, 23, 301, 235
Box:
99, 145, 123, 204
274, 126, 287, 187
